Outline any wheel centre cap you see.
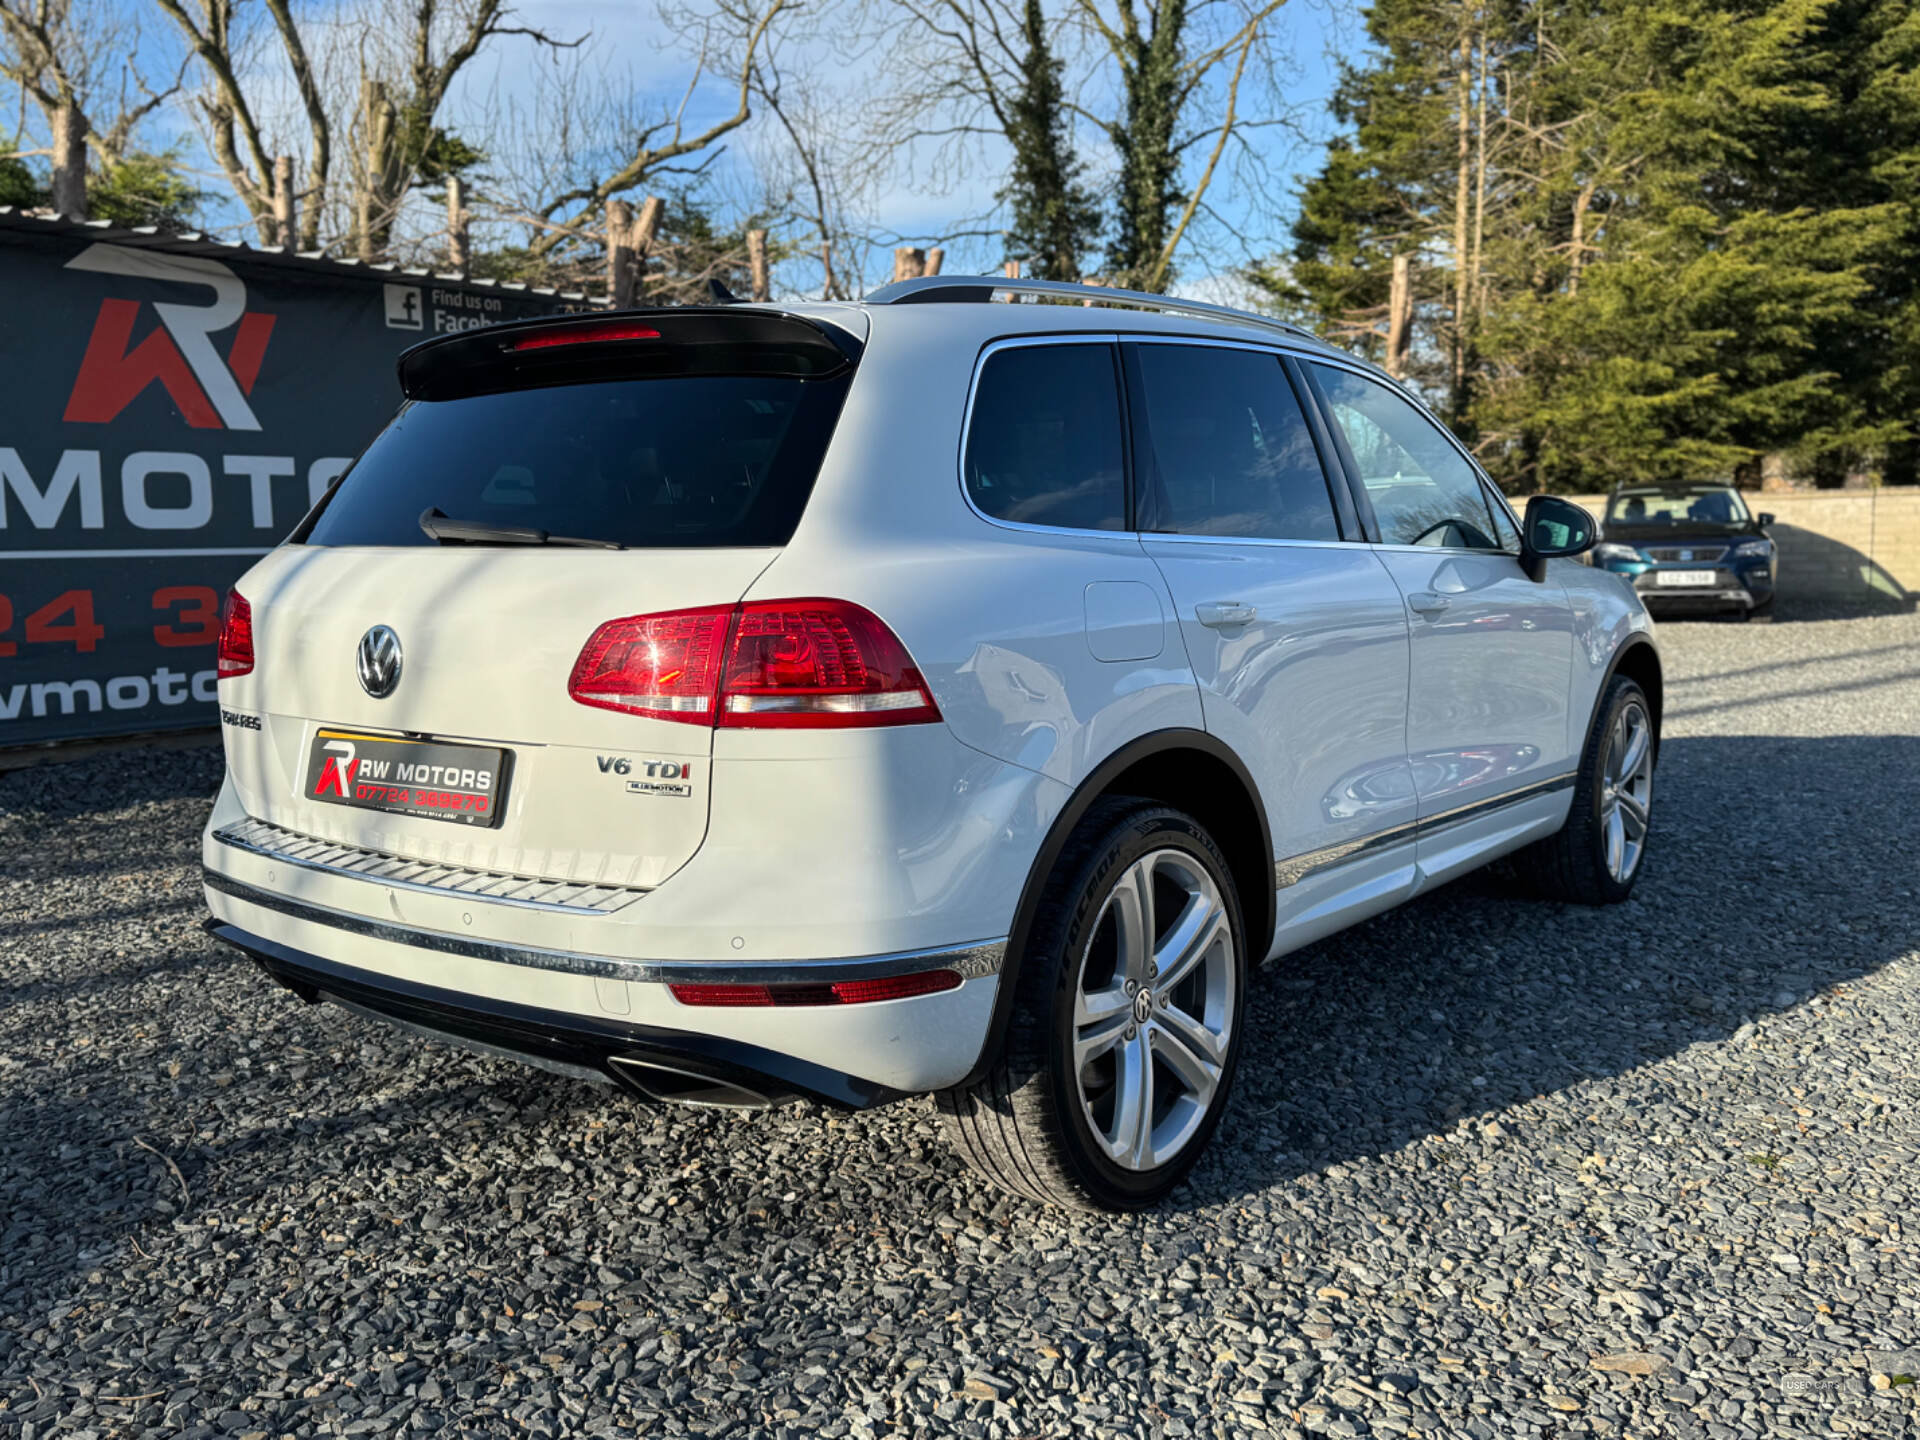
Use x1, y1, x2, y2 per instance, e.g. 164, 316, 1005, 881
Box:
1133, 990, 1155, 1025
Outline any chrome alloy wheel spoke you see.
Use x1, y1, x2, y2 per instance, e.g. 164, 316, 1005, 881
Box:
1599, 701, 1654, 882
1074, 849, 1236, 1172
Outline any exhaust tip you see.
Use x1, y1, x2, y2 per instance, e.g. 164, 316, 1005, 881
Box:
608, 1056, 771, 1110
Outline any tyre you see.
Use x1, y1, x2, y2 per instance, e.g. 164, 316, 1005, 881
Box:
938, 800, 1247, 1211
1513, 674, 1655, 904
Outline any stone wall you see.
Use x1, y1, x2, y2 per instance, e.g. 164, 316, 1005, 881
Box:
1567, 490, 1920, 610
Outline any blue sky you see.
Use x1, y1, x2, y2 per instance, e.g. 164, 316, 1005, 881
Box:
74, 0, 1363, 297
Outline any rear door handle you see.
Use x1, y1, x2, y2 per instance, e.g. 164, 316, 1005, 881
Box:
1406, 591, 1450, 615
1196, 601, 1257, 628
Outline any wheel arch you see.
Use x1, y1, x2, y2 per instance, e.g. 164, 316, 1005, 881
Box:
960, 728, 1273, 1090
1604, 636, 1664, 762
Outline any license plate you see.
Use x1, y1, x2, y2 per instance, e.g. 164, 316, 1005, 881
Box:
1655, 569, 1717, 587
304, 728, 510, 828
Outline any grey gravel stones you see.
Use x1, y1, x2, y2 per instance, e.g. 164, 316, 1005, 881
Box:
3, 605, 1918, 1438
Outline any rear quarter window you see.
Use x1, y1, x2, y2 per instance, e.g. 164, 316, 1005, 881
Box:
963, 343, 1127, 532
301, 373, 850, 549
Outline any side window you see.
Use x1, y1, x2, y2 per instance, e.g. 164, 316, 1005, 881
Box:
1309, 364, 1500, 549
964, 344, 1126, 531
1130, 344, 1340, 541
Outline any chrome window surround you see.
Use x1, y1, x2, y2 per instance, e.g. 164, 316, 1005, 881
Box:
212, 816, 650, 915
203, 869, 1007, 985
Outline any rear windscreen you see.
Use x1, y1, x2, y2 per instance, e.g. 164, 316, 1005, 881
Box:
299, 373, 850, 549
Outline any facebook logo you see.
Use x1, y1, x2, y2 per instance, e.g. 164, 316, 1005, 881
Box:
383, 284, 424, 330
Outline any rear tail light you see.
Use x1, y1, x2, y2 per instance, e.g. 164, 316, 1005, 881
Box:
669, 969, 962, 1007
567, 606, 732, 722
569, 599, 940, 729
217, 589, 254, 678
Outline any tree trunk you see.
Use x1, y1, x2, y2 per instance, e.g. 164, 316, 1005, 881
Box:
50, 106, 87, 220
631, 196, 665, 268
272, 155, 296, 251
607, 200, 636, 306
1451, 23, 1472, 419
1569, 180, 1595, 296
1471, 22, 1487, 305
1386, 254, 1413, 377
747, 228, 770, 301
356, 79, 398, 263
447, 174, 470, 276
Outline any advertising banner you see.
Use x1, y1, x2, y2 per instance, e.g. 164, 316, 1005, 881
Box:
0, 222, 578, 747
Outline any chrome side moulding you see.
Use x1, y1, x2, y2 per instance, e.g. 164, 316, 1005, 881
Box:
1273, 771, 1577, 889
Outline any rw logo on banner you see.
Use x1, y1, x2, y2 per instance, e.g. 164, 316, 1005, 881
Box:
60, 245, 277, 432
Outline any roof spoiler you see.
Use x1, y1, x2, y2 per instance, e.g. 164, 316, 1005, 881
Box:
396, 307, 861, 402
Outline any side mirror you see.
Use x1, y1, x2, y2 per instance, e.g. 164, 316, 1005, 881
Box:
1520, 495, 1597, 582
1759, 512, 1776, 527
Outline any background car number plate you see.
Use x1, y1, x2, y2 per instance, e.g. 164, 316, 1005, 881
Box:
1655, 569, 1717, 587
304, 729, 509, 828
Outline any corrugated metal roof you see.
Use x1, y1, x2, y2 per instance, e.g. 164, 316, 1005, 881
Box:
0, 207, 600, 302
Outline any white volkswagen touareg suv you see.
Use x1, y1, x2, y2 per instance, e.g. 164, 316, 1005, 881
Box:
202, 277, 1660, 1211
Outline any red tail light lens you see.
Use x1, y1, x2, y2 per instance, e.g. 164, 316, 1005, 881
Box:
567, 606, 732, 721
509, 321, 661, 351
669, 969, 962, 1007
217, 589, 254, 679
719, 600, 940, 728
568, 599, 940, 729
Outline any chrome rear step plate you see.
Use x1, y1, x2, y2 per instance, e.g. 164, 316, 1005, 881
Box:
212, 816, 648, 915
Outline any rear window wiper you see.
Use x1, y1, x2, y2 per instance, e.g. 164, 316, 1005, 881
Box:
418, 506, 625, 550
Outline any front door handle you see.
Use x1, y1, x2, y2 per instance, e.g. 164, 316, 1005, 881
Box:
1406, 591, 1450, 615
1196, 601, 1258, 628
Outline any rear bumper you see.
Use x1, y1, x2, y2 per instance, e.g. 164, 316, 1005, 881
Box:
203, 865, 1003, 1099
209, 918, 899, 1109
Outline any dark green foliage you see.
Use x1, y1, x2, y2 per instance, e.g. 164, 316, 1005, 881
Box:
0, 151, 41, 209
1104, 0, 1189, 288
0, 140, 203, 231
90, 147, 208, 231
1000, 0, 1102, 281
1269, 0, 1920, 490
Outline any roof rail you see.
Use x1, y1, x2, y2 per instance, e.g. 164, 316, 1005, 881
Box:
864, 275, 1327, 347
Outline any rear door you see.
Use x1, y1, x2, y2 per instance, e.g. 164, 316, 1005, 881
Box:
1302, 362, 1574, 833
1125, 341, 1417, 947
216, 312, 857, 889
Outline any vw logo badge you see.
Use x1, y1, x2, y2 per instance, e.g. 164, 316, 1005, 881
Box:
1678, 549, 1692, 561
357, 625, 403, 698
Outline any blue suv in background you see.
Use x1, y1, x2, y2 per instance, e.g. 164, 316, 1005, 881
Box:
1592, 484, 1778, 620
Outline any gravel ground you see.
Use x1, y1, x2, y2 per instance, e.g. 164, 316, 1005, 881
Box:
3, 606, 1918, 1440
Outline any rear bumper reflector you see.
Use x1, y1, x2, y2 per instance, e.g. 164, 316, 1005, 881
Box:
668, 969, 963, 1007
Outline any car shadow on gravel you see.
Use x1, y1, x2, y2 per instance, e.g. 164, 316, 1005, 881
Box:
1172, 731, 1920, 1210
3, 731, 1914, 1314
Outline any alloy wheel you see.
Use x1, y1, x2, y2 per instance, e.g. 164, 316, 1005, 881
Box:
1601, 700, 1654, 882
1070, 849, 1237, 1172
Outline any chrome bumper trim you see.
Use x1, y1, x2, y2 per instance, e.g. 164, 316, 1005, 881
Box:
212, 817, 649, 916
202, 868, 1006, 985
1274, 771, 1577, 889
